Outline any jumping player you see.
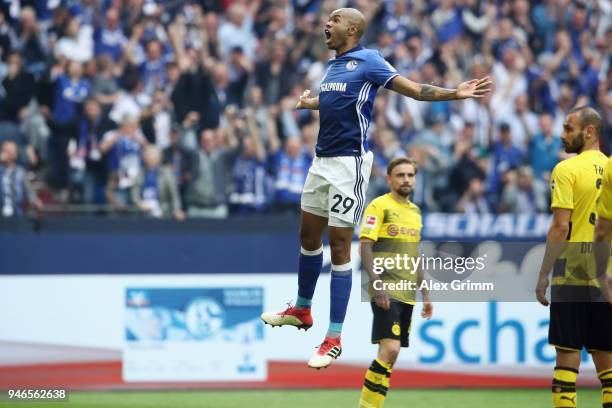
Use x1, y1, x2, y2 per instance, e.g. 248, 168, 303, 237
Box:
261, 7, 491, 369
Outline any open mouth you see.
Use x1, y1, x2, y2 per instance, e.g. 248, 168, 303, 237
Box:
324, 29, 331, 40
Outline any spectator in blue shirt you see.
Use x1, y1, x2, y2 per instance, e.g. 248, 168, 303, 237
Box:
526, 64, 556, 115
431, 0, 463, 44
526, 113, 561, 181
94, 7, 127, 62
381, 1, 413, 43
52, 61, 92, 126
531, 0, 558, 53
487, 122, 524, 199
0, 140, 42, 217
139, 39, 169, 95
567, 2, 588, 64
270, 136, 309, 213
47, 60, 91, 192
100, 115, 148, 209
229, 109, 268, 214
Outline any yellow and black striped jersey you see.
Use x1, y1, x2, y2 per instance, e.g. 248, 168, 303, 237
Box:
550, 149, 608, 287
359, 193, 422, 304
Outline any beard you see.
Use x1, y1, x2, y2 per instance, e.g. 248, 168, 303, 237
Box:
396, 186, 412, 197
563, 131, 585, 153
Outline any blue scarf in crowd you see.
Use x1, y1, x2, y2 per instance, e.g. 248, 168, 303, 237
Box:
0, 165, 25, 217
275, 152, 308, 204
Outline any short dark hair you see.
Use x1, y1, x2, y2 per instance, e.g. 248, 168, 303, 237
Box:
387, 157, 418, 176
498, 122, 511, 132
0, 139, 17, 150
568, 106, 601, 137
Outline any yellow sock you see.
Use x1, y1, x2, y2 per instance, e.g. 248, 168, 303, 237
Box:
382, 366, 392, 392
598, 368, 612, 408
552, 366, 578, 408
359, 358, 392, 408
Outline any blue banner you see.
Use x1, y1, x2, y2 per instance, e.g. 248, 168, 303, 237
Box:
0, 215, 549, 275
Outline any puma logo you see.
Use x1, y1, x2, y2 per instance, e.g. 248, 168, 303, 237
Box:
560, 395, 576, 404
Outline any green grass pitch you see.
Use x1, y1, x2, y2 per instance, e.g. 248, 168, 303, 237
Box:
0, 389, 601, 408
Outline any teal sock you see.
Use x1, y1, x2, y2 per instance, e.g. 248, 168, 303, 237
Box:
296, 296, 312, 309
327, 322, 343, 338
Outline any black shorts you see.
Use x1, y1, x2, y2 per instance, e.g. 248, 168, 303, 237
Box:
371, 301, 414, 348
549, 301, 612, 352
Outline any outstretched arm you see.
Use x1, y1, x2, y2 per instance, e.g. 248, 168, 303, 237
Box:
390, 75, 492, 101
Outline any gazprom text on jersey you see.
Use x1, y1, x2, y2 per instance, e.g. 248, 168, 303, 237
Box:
320, 82, 347, 92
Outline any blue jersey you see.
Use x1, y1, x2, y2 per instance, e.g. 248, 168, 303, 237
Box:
317, 46, 398, 157
53, 75, 91, 124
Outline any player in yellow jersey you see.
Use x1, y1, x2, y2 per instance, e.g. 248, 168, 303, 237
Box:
594, 154, 612, 408
358, 157, 432, 408
535, 106, 611, 408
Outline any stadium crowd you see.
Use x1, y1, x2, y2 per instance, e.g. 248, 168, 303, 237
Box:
0, 0, 610, 218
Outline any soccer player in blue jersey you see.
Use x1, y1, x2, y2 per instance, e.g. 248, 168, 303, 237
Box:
261, 8, 491, 369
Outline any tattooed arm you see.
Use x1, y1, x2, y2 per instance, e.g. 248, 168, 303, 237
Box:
390, 75, 492, 101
